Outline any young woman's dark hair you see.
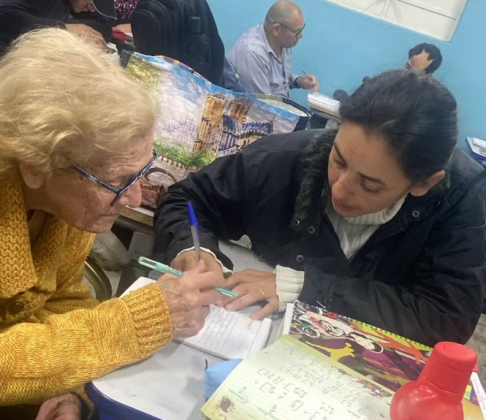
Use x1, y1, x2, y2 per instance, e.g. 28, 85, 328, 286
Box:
339, 69, 458, 182
408, 43, 443, 74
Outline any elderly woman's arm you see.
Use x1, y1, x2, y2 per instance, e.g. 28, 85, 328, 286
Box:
36, 230, 99, 318
0, 283, 172, 406
1, 225, 170, 405
0, 221, 224, 406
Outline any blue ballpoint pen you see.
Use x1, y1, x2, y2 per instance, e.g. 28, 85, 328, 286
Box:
187, 202, 202, 261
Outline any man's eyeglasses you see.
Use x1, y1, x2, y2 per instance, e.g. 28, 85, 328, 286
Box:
71, 149, 159, 206
273, 21, 306, 36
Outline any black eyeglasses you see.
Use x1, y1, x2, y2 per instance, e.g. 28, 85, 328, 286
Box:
273, 21, 306, 36
71, 149, 159, 206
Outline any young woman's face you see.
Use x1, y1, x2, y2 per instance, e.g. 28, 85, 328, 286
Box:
327, 123, 413, 218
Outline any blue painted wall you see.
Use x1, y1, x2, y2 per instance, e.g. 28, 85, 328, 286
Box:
208, 0, 486, 148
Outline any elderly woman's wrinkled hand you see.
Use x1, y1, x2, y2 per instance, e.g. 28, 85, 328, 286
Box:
157, 261, 225, 339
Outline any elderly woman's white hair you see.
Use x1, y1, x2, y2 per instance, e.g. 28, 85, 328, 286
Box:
0, 28, 158, 175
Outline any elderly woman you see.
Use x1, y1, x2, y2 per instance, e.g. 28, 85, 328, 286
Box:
0, 29, 225, 419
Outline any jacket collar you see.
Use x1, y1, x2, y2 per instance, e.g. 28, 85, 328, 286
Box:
290, 130, 332, 236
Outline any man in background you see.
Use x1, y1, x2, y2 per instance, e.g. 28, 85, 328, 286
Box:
228, 0, 319, 98
0, 0, 115, 54
406, 43, 443, 75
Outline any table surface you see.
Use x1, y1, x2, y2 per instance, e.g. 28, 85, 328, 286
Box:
89, 241, 279, 420
120, 206, 155, 227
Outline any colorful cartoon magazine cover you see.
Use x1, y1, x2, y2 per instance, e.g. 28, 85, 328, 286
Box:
288, 300, 484, 420
125, 53, 301, 208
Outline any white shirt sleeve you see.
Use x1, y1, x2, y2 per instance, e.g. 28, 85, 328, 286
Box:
275, 265, 304, 312
174, 247, 233, 275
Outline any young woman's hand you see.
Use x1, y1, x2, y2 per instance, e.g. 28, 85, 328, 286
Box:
221, 269, 279, 320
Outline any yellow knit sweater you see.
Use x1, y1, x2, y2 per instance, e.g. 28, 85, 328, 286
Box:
0, 173, 173, 409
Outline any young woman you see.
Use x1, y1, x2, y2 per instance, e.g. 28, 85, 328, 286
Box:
155, 69, 486, 348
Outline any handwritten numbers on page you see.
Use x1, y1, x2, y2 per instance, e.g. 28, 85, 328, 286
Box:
183, 306, 271, 359
202, 336, 393, 420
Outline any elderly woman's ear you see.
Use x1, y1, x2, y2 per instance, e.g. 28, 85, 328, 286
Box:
18, 162, 46, 190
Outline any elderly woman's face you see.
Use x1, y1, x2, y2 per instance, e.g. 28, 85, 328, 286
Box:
31, 137, 154, 233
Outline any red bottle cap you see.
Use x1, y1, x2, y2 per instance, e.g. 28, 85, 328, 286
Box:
421, 342, 477, 398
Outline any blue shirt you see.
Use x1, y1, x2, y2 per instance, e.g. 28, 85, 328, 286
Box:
228, 23, 298, 98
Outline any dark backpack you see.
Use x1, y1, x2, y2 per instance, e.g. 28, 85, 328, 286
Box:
131, 0, 225, 86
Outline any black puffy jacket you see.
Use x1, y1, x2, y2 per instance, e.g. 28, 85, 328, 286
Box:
154, 130, 486, 347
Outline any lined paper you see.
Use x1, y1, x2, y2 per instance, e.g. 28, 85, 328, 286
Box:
202, 335, 393, 420
182, 306, 272, 359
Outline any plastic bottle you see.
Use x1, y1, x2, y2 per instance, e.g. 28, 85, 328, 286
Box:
390, 341, 478, 420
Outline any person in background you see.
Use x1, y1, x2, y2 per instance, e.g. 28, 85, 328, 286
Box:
0, 29, 225, 420
154, 70, 485, 349
0, 0, 115, 54
227, 0, 319, 98
406, 42, 443, 75
332, 43, 443, 105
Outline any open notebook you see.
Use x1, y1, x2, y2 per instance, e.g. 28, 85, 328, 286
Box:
202, 335, 394, 420
202, 301, 486, 420
283, 300, 485, 420
122, 277, 271, 360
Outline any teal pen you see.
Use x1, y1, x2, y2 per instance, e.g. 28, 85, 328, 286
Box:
138, 256, 238, 298
138, 256, 184, 277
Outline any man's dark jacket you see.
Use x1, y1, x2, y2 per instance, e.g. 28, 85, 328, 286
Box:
154, 129, 486, 347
